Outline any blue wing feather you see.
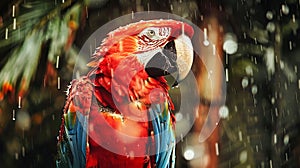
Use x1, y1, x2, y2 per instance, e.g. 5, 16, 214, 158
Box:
56, 111, 87, 168
150, 101, 175, 168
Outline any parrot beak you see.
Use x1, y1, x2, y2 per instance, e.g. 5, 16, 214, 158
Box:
144, 33, 193, 85
172, 34, 194, 86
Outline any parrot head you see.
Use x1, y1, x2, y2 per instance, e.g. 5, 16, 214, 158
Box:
92, 19, 194, 85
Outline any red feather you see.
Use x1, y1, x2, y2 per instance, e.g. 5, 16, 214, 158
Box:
86, 51, 172, 167
84, 19, 191, 167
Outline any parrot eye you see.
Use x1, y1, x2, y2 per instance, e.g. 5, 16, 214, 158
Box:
147, 30, 155, 37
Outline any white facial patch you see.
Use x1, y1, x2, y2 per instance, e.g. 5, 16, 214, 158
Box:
136, 48, 163, 66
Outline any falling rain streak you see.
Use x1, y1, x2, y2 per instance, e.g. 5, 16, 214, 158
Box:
203, 28, 209, 46
85, 6, 89, 19
13, 18, 16, 30
215, 142, 219, 156
238, 130, 243, 141
12, 109, 16, 121
274, 134, 277, 144
289, 41, 293, 50
181, 22, 184, 35
212, 44, 216, 55
147, 3, 150, 12
12, 5, 15, 17
57, 77, 61, 90
22, 146, 25, 157
292, 14, 296, 23
18, 96, 22, 108
56, 56, 60, 68
131, 11, 134, 19
5, 28, 8, 39
225, 68, 229, 82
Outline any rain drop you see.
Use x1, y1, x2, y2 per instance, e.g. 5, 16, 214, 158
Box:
13, 18, 17, 30
56, 56, 60, 68
18, 96, 22, 108
12, 5, 16, 17
203, 40, 209, 46
280, 60, 285, 69
234, 105, 238, 112
292, 14, 296, 23
273, 134, 277, 144
289, 41, 293, 50
15, 153, 19, 160
239, 150, 248, 163
223, 33, 238, 54
271, 97, 275, 104
284, 134, 289, 145
218, 106, 229, 119
200, 15, 204, 21
16, 111, 31, 130
266, 11, 273, 20
175, 112, 183, 121
245, 66, 253, 76
183, 148, 195, 160
12, 109, 16, 120
242, 77, 249, 88
22, 146, 25, 157
57, 77, 61, 90
203, 28, 209, 46
266, 22, 275, 33
212, 44, 216, 55
215, 142, 219, 156
5, 28, 8, 39
251, 85, 258, 95
281, 4, 289, 15
85, 6, 88, 18
238, 130, 243, 141
129, 151, 134, 159
225, 68, 229, 82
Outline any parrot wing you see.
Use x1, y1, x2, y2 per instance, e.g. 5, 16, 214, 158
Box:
56, 77, 93, 168
149, 101, 176, 168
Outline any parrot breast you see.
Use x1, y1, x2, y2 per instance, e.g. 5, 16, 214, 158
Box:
89, 52, 173, 112
86, 52, 174, 167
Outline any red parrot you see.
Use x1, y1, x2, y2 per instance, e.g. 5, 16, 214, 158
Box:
56, 19, 194, 168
